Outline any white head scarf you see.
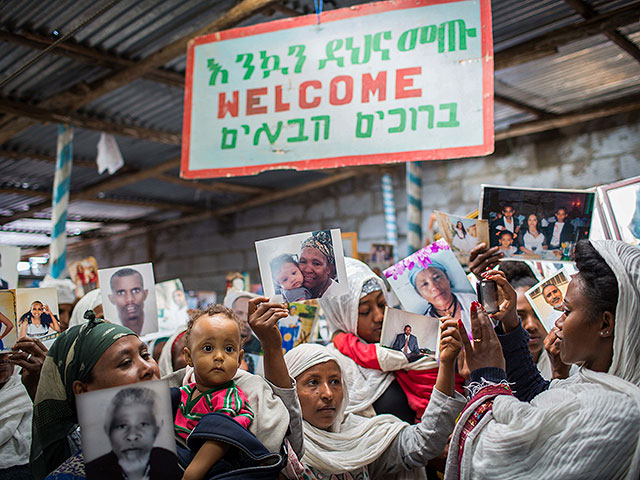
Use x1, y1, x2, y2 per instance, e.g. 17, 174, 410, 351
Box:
38, 275, 77, 304
68, 289, 102, 328
446, 240, 640, 480
223, 290, 259, 310
284, 343, 406, 475
318, 258, 394, 414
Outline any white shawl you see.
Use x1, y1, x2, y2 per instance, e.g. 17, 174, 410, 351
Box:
157, 327, 187, 377
284, 343, 407, 474
68, 288, 102, 328
319, 258, 437, 415
446, 240, 640, 480
0, 373, 32, 469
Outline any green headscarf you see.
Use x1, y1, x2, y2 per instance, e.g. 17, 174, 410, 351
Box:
31, 311, 136, 479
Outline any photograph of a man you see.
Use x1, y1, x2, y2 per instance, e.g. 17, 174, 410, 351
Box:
392, 325, 420, 355
82, 385, 179, 480
544, 207, 575, 250
491, 204, 520, 237
99, 263, 158, 335
542, 283, 564, 326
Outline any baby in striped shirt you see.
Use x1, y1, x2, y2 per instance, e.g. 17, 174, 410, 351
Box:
175, 305, 254, 480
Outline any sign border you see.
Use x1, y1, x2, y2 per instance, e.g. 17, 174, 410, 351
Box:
181, 0, 493, 179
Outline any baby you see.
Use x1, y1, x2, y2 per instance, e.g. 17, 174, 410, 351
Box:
498, 230, 517, 257
270, 254, 311, 302
174, 305, 253, 480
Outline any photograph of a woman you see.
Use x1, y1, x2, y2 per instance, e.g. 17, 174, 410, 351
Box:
16, 287, 61, 347
256, 229, 348, 301
518, 213, 546, 256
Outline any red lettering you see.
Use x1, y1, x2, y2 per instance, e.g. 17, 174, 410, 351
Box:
299, 80, 322, 109
361, 72, 387, 103
246, 87, 268, 115
395, 67, 422, 99
217, 91, 239, 119
275, 85, 290, 112
329, 75, 354, 106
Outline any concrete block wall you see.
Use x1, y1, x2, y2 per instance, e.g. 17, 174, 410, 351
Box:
69, 116, 640, 296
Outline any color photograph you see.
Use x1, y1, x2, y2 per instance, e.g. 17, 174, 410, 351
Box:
98, 263, 158, 336
525, 267, 572, 332
599, 176, 640, 246
15, 287, 60, 348
383, 240, 476, 331
0, 290, 16, 352
434, 210, 489, 266
255, 229, 348, 302
0, 245, 20, 290
155, 279, 189, 332
480, 185, 595, 262
380, 307, 440, 361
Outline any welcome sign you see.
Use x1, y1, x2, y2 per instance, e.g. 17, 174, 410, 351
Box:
181, 0, 493, 178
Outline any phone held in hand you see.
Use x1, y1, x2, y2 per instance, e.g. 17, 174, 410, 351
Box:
477, 279, 499, 315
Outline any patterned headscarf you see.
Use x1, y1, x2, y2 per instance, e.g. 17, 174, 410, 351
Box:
301, 230, 335, 266
31, 312, 136, 479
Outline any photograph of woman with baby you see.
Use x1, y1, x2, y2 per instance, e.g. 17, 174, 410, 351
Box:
256, 229, 348, 302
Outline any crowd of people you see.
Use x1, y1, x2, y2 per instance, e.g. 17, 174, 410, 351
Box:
1, 237, 639, 480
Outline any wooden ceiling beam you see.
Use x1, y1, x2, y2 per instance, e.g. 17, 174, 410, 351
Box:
0, 0, 280, 145
0, 29, 184, 88
0, 97, 181, 145
563, 0, 640, 64
495, 95, 640, 141
153, 173, 270, 196
0, 147, 95, 168
494, 93, 553, 118
494, 3, 640, 70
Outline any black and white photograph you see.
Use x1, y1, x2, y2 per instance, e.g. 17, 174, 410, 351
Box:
76, 380, 180, 480
525, 267, 572, 332
15, 287, 60, 348
255, 229, 348, 302
0, 245, 20, 290
480, 185, 595, 262
383, 240, 476, 331
98, 263, 158, 336
380, 307, 440, 361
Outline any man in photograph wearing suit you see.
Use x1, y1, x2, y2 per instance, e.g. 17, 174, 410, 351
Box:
544, 207, 575, 250
392, 325, 420, 356
491, 204, 520, 238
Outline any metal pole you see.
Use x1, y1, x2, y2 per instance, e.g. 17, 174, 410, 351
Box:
50, 124, 74, 279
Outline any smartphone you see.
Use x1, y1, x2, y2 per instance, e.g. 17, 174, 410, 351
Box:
477, 279, 499, 314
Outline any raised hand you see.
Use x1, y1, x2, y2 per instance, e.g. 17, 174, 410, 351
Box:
479, 269, 518, 332
543, 327, 571, 379
469, 242, 503, 280
457, 302, 505, 373
10, 336, 48, 401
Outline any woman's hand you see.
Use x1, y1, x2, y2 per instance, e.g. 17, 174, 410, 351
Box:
543, 327, 571, 379
457, 302, 505, 372
480, 270, 518, 332
43, 304, 52, 315
10, 337, 48, 401
247, 297, 291, 388
469, 243, 504, 280
248, 297, 288, 350
438, 317, 462, 365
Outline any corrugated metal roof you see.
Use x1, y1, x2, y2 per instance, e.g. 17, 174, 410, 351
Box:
1, 0, 639, 247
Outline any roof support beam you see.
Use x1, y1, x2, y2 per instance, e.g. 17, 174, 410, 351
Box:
563, 0, 640, 64
495, 95, 640, 141
0, 98, 181, 145
494, 3, 640, 70
494, 93, 553, 118
0, 0, 281, 144
0, 30, 184, 88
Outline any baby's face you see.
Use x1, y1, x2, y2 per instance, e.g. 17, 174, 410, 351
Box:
277, 262, 304, 290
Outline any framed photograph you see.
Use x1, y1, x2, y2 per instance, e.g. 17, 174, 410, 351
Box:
68, 256, 100, 299
599, 175, 640, 246
98, 263, 158, 336
15, 288, 60, 348
369, 243, 395, 270
0, 245, 20, 289
155, 279, 189, 333
76, 379, 179, 480
279, 301, 318, 353
255, 229, 348, 302
525, 267, 572, 332
0, 290, 17, 352
341, 232, 358, 259
380, 307, 440, 360
383, 240, 476, 330
480, 185, 595, 262
434, 211, 489, 267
